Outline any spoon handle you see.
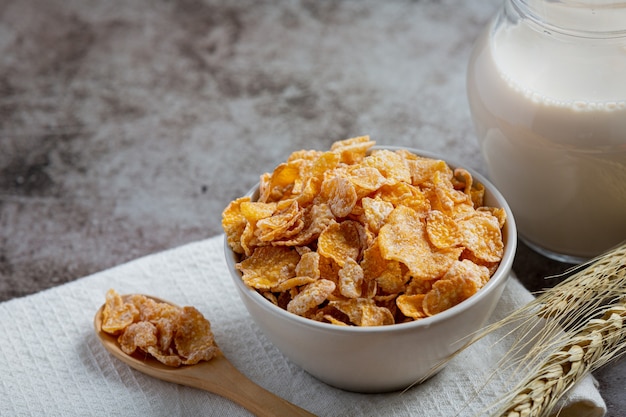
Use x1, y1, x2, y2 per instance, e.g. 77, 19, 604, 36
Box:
178, 353, 317, 417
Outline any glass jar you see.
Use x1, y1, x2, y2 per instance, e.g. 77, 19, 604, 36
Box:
467, 0, 626, 263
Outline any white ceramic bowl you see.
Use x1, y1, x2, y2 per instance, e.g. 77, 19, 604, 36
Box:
224, 147, 517, 393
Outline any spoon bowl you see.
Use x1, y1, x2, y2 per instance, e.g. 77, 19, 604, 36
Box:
94, 294, 316, 417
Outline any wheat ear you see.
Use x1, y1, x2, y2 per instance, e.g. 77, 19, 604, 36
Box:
498, 302, 626, 417
489, 242, 626, 417
468, 241, 626, 417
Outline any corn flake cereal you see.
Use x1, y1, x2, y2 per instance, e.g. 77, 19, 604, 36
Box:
101, 289, 218, 367
175, 307, 220, 365
317, 220, 363, 267
396, 294, 427, 319
102, 288, 139, 335
426, 210, 462, 249
287, 279, 336, 316
321, 175, 358, 218
329, 298, 394, 326
237, 246, 301, 289
222, 136, 506, 326
338, 258, 364, 299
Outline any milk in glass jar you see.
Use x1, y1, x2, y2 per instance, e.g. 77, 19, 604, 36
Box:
467, 0, 626, 262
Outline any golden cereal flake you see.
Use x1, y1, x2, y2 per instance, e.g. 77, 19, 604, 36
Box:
118, 321, 158, 356
287, 279, 336, 316
175, 306, 219, 365
330, 298, 394, 326
378, 205, 461, 280
320, 175, 358, 218
237, 246, 301, 289
102, 289, 139, 335
221, 197, 251, 255
338, 258, 364, 299
317, 220, 364, 268
458, 212, 504, 263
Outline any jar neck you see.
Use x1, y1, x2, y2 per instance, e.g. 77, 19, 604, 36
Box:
506, 0, 626, 38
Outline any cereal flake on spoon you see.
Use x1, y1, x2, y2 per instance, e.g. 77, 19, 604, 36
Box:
101, 289, 219, 367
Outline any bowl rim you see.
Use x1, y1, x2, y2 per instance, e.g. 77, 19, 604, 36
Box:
224, 145, 517, 334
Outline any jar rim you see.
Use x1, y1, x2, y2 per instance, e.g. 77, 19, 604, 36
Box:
510, 0, 626, 38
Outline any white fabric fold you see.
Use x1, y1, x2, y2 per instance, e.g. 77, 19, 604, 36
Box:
0, 235, 606, 417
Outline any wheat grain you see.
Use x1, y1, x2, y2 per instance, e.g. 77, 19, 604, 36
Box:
450, 241, 626, 416
498, 303, 626, 417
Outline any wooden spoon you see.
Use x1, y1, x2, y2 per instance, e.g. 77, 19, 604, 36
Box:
94, 295, 316, 417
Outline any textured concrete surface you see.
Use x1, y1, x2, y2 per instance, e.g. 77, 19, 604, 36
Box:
1, 0, 623, 415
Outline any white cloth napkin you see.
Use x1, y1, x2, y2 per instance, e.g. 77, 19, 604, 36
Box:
0, 235, 606, 417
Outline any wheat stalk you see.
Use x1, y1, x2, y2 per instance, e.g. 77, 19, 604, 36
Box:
497, 302, 626, 417
449, 241, 626, 417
